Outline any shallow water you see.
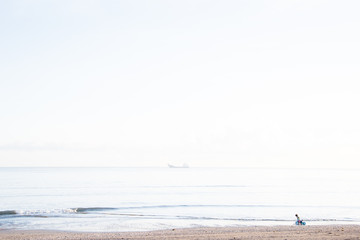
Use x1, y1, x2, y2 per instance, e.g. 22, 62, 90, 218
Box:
1, 167, 360, 231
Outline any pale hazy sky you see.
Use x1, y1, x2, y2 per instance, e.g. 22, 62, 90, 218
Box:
1, 0, 360, 168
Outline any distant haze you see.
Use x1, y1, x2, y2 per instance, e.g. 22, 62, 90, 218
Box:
1, 0, 360, 168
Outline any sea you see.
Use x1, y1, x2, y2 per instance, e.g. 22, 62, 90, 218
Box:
1, 167, 360, 232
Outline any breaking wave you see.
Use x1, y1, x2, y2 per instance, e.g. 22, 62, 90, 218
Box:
0, 210, 17, 216
72, 207, 118, 213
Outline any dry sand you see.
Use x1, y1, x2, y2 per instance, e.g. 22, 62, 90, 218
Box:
1, 225, 360, 240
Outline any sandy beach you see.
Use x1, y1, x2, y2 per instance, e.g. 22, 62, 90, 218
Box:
1, 225, 360, 240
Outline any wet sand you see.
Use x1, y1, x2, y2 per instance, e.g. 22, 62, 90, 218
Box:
1, 225, 360, 240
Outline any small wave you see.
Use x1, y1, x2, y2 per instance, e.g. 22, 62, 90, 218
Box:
0, 210, 17, 216
1, 208, 116, 217
73, 207, 118, 213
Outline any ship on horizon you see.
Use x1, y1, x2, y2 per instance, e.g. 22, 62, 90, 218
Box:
167, 163, 189, 168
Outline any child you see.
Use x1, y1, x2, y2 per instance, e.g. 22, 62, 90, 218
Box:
295, 214, 303, 225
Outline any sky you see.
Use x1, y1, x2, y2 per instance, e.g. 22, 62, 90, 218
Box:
1, 0, 360, 168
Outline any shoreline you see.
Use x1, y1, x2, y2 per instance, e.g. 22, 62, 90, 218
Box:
1, 225, 360, 240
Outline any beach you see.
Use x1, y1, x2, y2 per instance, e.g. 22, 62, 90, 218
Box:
1, 225, 360, 240
2, 168, 360, 232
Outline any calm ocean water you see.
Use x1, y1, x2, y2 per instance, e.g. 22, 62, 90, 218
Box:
1, 167, 360, 231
